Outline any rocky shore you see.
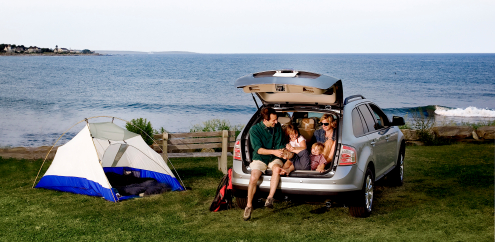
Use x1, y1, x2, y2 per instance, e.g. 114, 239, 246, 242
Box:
0, 146, 58, 160
402, 125, 495, 145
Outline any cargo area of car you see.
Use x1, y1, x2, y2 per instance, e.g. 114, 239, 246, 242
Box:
240, 109, 341, 178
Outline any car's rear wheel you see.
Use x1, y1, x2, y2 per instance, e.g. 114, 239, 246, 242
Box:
388, 147, 404, 186
349, 167, 374, 218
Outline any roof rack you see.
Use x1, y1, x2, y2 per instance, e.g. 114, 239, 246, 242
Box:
344, 95, 366, 105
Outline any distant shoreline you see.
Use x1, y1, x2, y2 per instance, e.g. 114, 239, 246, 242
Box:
0, 53, 101, 56
0, 50, 199, 56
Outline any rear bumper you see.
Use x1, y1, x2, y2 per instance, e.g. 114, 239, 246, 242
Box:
231, 158, 364, 196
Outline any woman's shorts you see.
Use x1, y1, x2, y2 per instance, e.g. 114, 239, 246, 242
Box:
250, 159, 283, 173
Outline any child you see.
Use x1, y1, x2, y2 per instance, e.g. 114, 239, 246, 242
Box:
310, 142, 328, 173
280, 124, 310, 175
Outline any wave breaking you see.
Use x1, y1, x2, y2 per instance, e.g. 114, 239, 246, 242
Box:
435, 106, 495, 117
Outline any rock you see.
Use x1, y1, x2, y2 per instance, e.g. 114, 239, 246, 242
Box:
401, 129, 419, 140
476, 126, 495, 140
432, 126, 474, 139
472, 131, 479, 140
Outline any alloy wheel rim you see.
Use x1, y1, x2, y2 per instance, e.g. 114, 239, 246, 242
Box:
365, 175, 373, 212
400, 154, 404, 181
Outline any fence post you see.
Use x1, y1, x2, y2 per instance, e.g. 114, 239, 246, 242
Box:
220, 130, 228, 174
162, 132, 168, 162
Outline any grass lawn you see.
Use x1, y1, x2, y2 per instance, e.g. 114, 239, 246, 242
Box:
0, 143, 493, 241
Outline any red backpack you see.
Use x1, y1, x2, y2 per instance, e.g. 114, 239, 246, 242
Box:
210, 168, 233, 212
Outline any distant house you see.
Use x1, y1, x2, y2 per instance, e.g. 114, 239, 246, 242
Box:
15, 46, 25, 53
70, 49, 82, 54
56, 48, 69, 53
27, 46, 41, 53
3, 45, 14, 53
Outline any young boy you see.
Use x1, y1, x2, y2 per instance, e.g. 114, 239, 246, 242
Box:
310, 142, 328, 173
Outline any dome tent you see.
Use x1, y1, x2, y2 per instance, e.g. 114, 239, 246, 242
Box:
34, 118, 184, 202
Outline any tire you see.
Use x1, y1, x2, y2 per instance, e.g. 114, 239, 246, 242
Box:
235, 196, 247, 209
349, 167, 374, 218
388, 148, 404, 186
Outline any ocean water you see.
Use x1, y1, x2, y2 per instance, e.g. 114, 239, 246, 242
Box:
0, 54, 494, 147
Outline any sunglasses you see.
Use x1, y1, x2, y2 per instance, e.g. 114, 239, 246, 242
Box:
320, 122, 330, 126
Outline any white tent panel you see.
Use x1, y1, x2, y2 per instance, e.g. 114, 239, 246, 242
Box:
123, 136, 175, 177
101, 143, 122, 167
42, 125, 111, 189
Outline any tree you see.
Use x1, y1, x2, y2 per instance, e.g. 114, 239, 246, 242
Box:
82, 49, 91, 54
125, 118, 155, 145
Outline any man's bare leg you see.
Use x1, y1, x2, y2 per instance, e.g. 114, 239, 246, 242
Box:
268, 164, 281, 198
264, 164, 281, 208
247, 169, 262, 208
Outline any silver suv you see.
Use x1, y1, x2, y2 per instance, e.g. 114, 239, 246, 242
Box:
232, 70, 406, 217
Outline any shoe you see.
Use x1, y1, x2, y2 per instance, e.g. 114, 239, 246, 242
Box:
243, 206, 252, 221
265, 197, 274, 209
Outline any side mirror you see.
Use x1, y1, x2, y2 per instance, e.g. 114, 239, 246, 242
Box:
391, 116, 405, 126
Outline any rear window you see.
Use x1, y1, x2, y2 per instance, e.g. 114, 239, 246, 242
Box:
358, 105, 376, 133
352, 108, 366, 137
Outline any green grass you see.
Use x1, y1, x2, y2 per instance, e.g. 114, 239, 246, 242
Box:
1, 143, 493, 241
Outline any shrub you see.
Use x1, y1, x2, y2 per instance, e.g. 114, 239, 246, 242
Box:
190, 119, 244, 137
125, 118, 155, 145
154, 126, 167, 134
410, 108, 452, 146
398, 114, 411, 129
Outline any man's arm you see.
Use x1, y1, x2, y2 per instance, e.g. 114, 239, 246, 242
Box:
258, 147, 283, 157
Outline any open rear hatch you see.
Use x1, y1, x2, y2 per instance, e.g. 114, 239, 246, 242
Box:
235, 70, 343, 177
235, 70, 343, 107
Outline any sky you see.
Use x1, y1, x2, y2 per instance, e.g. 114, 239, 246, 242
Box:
2, 0, 494, 53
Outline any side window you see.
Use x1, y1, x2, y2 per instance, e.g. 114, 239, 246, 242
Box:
358, 105, 376, 133
368, 104, 389, 129
352, 108, 366, 137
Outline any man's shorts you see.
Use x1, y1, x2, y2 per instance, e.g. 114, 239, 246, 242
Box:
250, 159, 284, 173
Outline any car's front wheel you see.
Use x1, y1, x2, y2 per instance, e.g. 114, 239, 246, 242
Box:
349, 167, 374, 218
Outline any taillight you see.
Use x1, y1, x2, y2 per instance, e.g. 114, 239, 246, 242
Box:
234, 140, 241, 160
339, 145, 357, 165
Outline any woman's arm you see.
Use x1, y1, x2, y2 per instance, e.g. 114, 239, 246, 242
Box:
323, 139, 336, 162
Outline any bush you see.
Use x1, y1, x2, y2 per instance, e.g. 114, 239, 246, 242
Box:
410, 108, 452, 146
190, 119, 244, 137
398, 114, 411, 129
125, 118, 155, 145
